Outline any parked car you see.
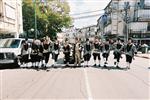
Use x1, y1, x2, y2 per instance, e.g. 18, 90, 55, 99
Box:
0, 38, 32, 68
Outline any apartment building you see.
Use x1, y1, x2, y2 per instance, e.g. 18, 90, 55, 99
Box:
97, 0, 150, 44
0, 0, 23, 38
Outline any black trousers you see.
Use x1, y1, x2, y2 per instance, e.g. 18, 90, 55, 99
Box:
52, 53, 59, 62
64, 53, 70, 63
102, 53, 109, 61
93, 53, 100, 60
84, 54, 91, 61
126, 55, 133, 63
43, 52, 50, 64
21, 54, 29, 63
114, 52, 121, 62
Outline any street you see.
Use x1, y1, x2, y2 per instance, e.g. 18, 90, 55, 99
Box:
0, 52, 149, 100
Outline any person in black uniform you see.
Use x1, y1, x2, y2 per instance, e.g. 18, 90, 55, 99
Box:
31, 39, 39, 68
92, 37, 103, 67
123, 38, 137, 69
38, 38, 44, 68
113, 38, 124, 68
43, 36, 51, 68
83, 38, 92, 67
63, 39, 71, 67
20, 39, 29, 67
102, 39, 111, 67
52, 38, 60, 66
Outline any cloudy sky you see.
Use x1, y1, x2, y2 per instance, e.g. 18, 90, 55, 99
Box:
67, 0, 111, 28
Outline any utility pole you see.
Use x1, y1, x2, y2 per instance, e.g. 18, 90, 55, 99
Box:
124, 2, 130, 42
34, 0, 37, 39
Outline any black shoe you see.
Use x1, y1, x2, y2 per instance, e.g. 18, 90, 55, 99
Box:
116, 65, 120, 69
93, 64, 96, 67
105, 62, 108, 64
114, 62, 116, 65
103, 65, 107, 68
98, 64, 101, 67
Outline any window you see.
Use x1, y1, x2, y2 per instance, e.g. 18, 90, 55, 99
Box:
5, 3, 15, 20
0, 39, 21, 48
147, 23, 150, 31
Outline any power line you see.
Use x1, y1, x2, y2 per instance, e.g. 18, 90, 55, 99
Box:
70, 9, 104, 16
73, 13, 103, 20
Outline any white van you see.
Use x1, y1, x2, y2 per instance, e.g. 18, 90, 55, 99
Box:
0, 38, 32, 68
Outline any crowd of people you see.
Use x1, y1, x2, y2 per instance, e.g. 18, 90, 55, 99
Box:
20, 36, 137, 70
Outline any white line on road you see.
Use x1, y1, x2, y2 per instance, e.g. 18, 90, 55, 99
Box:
83, 68, 93, 100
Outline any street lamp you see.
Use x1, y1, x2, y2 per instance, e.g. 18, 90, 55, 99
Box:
33, 0, 37, 39
124, 2, 130, 42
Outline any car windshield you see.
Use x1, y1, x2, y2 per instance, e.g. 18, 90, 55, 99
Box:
0, 39, 21, 48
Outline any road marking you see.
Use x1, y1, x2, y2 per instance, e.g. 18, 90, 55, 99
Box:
83, 68, 93, 100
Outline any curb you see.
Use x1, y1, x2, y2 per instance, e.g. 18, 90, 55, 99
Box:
135, 55, 150, 59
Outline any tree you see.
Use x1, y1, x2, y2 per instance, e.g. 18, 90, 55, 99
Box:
22, 0, 72, 39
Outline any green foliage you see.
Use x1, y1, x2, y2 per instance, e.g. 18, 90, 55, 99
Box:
22, 0, 72, 39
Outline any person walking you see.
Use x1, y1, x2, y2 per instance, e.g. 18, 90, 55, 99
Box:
63, 39, 71, 67
92, 37, 103, 67
74, 37, 82, 67
31, 39, 40, 68
83, 38, 92, 67
123, 38, 137, 69
113, 38, 124, 68
102, 39, 111, 67
52, 37, 60, 67
43, 36, 51, 68
20, 39, 29, 67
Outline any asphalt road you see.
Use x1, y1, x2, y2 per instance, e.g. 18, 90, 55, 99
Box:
0, 53, 150, 100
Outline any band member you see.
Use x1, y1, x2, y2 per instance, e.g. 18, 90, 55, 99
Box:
123, 38, 137, 69
52, 38, 60, 66
83, 38, 92, 67
43, 36, 51, 68
74, 37, 82, 67
31, 39, 40, 68
63, 39, 71, 66
102, 39, 111, 67
39, 38, 44, 68
113, 38, 123, 68
20, 39, 29, 67
92, 37, 103, 67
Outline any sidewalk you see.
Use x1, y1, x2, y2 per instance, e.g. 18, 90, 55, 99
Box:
135, 52, 150, 59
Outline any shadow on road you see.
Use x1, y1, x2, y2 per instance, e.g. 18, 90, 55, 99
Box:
92, 65, 127, 71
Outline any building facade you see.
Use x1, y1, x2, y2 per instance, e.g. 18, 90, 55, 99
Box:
97, 0, 150, 44
78, 25, 97, 42
0, 0, 23, 38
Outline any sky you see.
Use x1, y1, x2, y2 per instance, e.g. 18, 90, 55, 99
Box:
67, 0, 111, 28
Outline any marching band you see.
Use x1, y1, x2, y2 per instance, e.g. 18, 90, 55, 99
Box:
20, 36, 137, 70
